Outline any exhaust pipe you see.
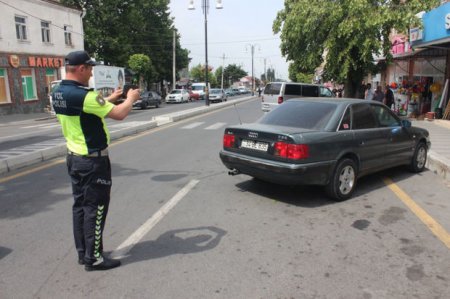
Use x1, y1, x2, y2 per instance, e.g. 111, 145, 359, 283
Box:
228, 169, 240, 176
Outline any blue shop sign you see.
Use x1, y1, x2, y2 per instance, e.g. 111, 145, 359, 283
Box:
411, 2, 450, 47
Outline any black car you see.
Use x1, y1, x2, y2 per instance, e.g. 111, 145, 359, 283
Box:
133, 91, 162, 109
220, 98, 431, 201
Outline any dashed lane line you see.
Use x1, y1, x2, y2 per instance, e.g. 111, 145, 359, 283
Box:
111, 179, 200, 259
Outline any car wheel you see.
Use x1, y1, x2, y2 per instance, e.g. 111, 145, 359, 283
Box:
155, 101, 160, 108
409, 142, 427, 173
325, 158, 357, 201
141, 101, 148, 109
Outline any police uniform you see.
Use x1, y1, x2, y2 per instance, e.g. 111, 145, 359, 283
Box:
53, 78, 115, 266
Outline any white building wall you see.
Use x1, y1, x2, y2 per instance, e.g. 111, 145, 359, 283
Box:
0, 0, 83, 56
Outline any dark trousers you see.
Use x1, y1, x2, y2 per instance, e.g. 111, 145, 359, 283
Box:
67, 154, 112, 264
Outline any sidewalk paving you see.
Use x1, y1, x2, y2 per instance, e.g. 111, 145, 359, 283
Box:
1, 109, 450, 183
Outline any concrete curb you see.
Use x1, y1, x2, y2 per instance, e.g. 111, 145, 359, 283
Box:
426, 150, 450, 182
0, 97, 253, 175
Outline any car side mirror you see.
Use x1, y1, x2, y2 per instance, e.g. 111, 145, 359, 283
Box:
401, 119, 411, 128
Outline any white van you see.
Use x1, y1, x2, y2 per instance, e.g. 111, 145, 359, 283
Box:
191, 82, 210, 100
261, 82, 334, 112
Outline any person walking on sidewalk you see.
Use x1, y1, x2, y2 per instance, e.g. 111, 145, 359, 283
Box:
52, 50, 140, 271
365, 83, 374, 101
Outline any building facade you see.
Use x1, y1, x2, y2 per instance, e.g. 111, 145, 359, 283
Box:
0, 0, 83, 115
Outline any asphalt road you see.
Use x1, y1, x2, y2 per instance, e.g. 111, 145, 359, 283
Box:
1, 99, 449, 298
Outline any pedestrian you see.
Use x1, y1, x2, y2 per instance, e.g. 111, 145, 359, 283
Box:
373, 85, 384, 102
384, 84, 395, 109
365, 83, 374, 101
358, 80, 366, 99
258, 86, 262, 97
52, 50, 140, 271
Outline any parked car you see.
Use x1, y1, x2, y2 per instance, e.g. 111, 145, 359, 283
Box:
133, 90, 162, 109
191, 82, 210, 100
262, 82, 334, 112
225, 88, 235, 97
188, 90, 200, 101
209, 88, 227, 103
165, 89, 189, 103
220, 98, 430, 201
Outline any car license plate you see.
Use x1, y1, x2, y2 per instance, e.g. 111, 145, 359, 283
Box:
241, 139, 268, 151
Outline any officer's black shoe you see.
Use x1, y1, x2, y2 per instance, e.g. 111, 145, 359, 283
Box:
78, 258, 85, 265
85, 257, 121, 271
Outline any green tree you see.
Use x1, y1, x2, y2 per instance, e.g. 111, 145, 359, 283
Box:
190, 64, 217, 86
61, 0, 189, 84
223, 64, 247, 85
273, 0, 439, 97
128, 54, 155, 89
288, 62, 314, 83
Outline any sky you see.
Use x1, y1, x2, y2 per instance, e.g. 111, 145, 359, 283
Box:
168, 0, 289, 81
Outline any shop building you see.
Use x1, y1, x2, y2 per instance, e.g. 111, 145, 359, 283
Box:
410, 2, 450, 120
0, 0, 83, 115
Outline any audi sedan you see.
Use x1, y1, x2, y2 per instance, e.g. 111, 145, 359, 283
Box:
220, 98, 430, 201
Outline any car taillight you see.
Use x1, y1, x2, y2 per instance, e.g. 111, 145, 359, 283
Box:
278, 96, 283, 104
223, 133, 235, 148
274, 142, 309, 159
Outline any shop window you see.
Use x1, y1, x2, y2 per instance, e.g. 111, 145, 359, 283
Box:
64, 25, 73, 46
15, 16, 27, 41
41, 21, 51, 43
20, 69, 37, 101
45, 69, 56, 88
0, 68, 11, 104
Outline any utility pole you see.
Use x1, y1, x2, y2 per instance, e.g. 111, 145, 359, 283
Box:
246, 44, 259, 96
172, 30, 176, 90
221, 53, 225, 90
188, 0, 223, 106
264, 58, 267, 84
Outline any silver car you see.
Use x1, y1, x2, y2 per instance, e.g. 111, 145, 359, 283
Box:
209, 89, 227, 103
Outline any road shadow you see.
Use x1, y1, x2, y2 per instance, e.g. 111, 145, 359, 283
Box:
120, 226, 226, 265
233, 165, 426, 208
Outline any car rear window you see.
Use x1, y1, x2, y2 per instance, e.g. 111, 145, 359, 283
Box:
259, 101, 337, 130
264, 83, 281, 95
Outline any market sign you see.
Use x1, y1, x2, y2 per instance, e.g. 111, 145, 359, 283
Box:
28, 57, 64, 68
411, 2, 450, 46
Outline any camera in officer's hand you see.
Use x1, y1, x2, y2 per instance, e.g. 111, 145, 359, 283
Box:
121, 84, 139, 99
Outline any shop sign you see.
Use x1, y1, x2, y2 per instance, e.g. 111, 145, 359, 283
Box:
446, 13, 450, 29
28, 57, 64, 68
9, 55, 20, 68
409, 28, 423, 42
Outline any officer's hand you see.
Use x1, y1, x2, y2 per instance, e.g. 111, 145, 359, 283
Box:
107, 88, 123, 103
127, 88, 140, 103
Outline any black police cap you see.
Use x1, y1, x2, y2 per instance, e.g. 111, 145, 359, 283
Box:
65, 50, 97, 66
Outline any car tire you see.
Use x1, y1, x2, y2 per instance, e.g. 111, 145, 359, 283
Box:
325, 158, 357, 201
155, 101, 159, 108
409, 142, 427, 173
141, 101, 148, 109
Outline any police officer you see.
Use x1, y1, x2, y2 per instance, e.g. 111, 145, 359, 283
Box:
53, 50, 140, 271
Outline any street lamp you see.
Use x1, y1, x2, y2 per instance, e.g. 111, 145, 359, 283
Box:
188, 0, 223, 106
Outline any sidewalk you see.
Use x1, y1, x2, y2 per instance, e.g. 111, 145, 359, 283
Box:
410, 118, 450, 182
0, 112, 55, 127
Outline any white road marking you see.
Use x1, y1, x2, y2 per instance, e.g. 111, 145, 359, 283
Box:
181, 122, 204, 129
205, 122, 227, 130
111, 179, 200, 259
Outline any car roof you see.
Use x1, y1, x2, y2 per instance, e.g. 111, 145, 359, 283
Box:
288, 97, 381, 105
267, 82, 330, 88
